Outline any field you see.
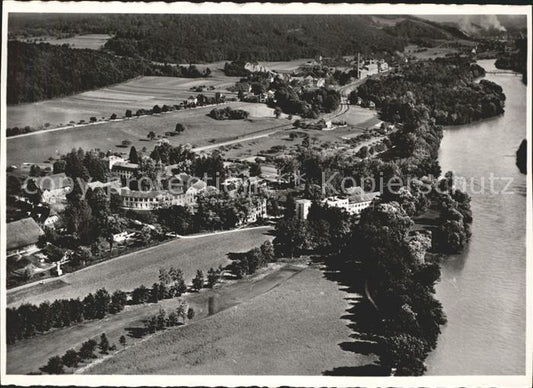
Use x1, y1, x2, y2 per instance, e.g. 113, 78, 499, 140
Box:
6, 263, 300, 375
7, 227, 273, 308
86, 267, 375, 375
221, 105, 380, 160
20, 34, 112, 50
6, 73, 241, 129
6, 102, 284, 167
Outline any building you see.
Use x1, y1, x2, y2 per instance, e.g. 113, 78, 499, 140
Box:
119, 175, 212, 210
119, 188, 187, 211
111, 162, 139, 181
322, 191, 380, 216
7, 218, 45, 257
245, 197, 268, 223
295, 199, 312, 220
87, 179, 123, 193
34, 173, 73, 204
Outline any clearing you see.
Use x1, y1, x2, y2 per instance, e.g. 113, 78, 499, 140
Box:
6, 102, 283, 167
7, 73, 240, 129
19, 34, 112, 50
85, 267, 374, 375
6, 263, 301, 375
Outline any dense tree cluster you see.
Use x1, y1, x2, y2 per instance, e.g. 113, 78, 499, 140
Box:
228, 241, 275, 278
352, 57, 506, 125
7, 41, 210, 104
97, 15, 405, 63
6, 288, 126, 344
208, 107, 249, 120
495, 37, 527, 84
273, 84, 341, 118
351, 201, 446, 375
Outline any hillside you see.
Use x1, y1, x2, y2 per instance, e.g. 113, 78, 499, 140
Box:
7, 41, 210, 104
383, 18, 469, 42
10, 14, 407, 63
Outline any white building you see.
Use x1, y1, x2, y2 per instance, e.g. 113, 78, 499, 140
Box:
322, 191, 380, 216
295, 199, 312, 220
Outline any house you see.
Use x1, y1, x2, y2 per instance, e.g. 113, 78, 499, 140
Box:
112, 231, 134, 243
186, 96, 198, 106
295, 199, 312, 220
43, 215, 60, 229
34, 173, 73, 204
7, 218, 45, 257
245, 197, 268, 223
107, 155, 126, 170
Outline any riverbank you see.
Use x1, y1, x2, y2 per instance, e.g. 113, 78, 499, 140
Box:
426, 59, 527, 375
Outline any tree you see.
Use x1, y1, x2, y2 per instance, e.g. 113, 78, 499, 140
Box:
159, 268, 171, 285
192, 270, 204, 291
43, 355, 64, 374
249, 162, 262, 177
110, 113, 117, 119
99, 333, 109, 354
125, 109, 132, 118
260, 240, 275, 262
147, 131, 156, 141
94, 288, 111, 319
379, 334, 427, 376
62, 349, 80, 368
119, 335, 126, 349
207, 267, 220, 288
187, 307, 195, 321
167, 311, 179, 326
175, 123, 185, 134
132, 285, 150, 304
79, 339, 97, 359
156, 308, 166, 330
176, 302, 188, 323
109, 290, 127, 314
129, 146, 139, 164
53, 159, 67, 174
145, 315, 157, 334
25, 179, 42, 206
29, 164, 42, 177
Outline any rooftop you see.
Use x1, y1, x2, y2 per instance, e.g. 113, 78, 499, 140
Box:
7, 218, 45, 251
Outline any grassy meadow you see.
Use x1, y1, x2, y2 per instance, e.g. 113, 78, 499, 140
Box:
85, 267, 374, 375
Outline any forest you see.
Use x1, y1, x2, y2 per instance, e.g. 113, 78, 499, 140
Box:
7, 41, 209, 104
10, 14, 407, 64
352, 56, 506, 125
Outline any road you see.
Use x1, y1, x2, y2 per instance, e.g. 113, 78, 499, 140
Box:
7, 226, 274, 308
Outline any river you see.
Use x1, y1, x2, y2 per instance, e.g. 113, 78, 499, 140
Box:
426, 59, 527, 375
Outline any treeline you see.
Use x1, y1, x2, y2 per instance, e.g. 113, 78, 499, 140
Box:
7, 41, 210, 104
351, 56, 506, 125
6, 288, 127, 344
6, 262, 222, 345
